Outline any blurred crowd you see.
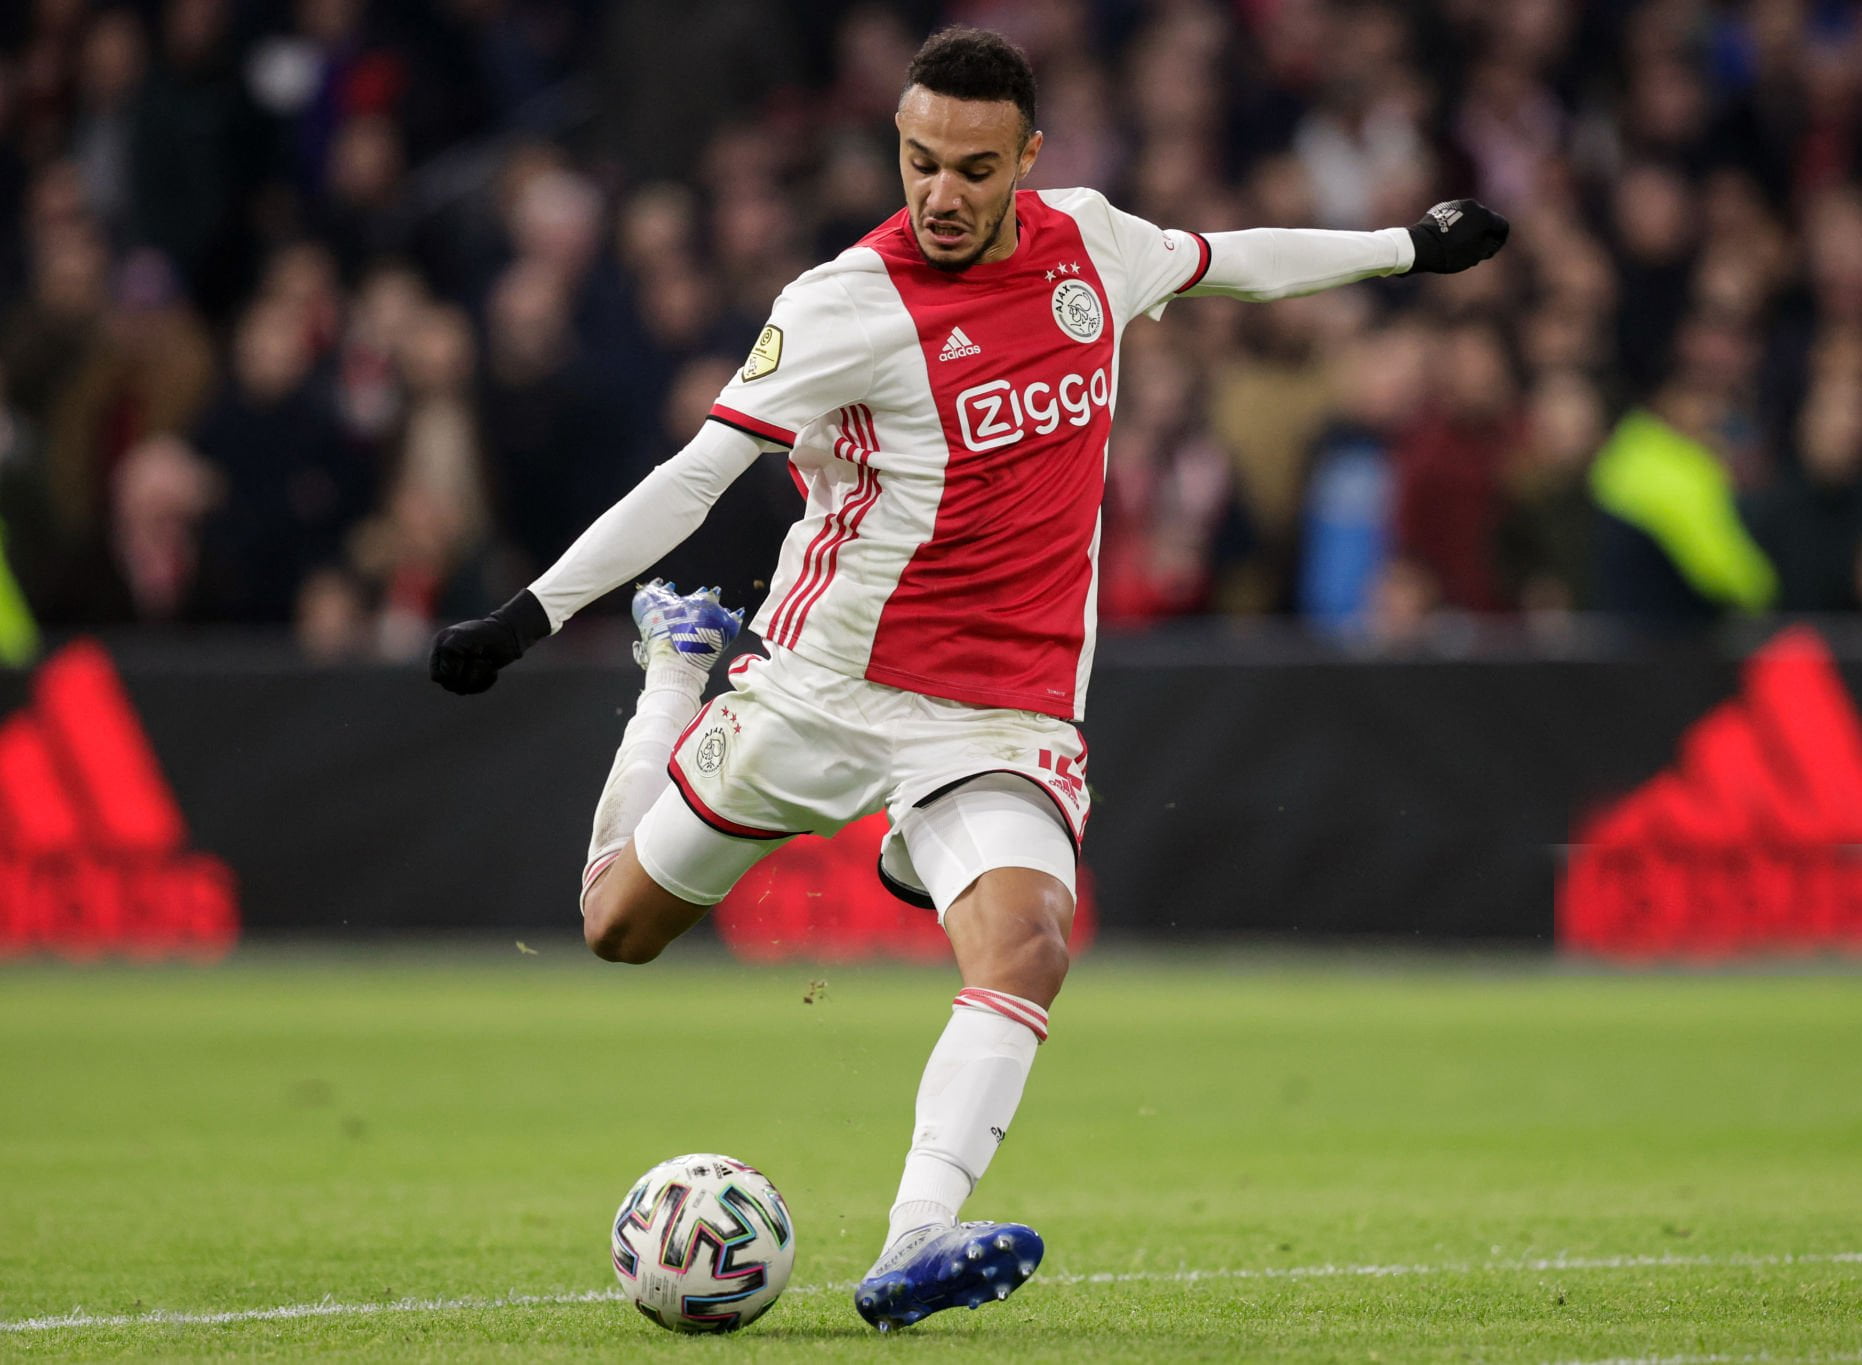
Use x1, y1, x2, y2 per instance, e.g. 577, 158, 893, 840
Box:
1, 0, 1860, 663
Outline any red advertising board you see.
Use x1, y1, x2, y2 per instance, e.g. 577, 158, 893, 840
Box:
0, 641, 238, 960
1560, 627, 1862, 959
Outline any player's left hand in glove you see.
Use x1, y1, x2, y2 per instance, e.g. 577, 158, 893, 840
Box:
429, 589, 552, 695
1406, 200, 1510, 274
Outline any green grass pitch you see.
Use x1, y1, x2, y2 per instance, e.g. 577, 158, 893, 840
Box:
2, 948, 1859, 1361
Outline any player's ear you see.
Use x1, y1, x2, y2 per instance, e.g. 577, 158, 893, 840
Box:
1017, 129, 1043, 182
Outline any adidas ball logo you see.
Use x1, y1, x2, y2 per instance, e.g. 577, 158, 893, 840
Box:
939, 327, 982, 361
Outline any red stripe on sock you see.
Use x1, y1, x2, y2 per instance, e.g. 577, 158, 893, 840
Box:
582, 849, 624, 891
953, 987, 1049, 1042
961, 986, 1050, 1031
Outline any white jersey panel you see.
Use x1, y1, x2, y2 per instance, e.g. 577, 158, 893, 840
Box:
744, 255, 953, 675
709, 259, 876, 447
1038, 187, 1211, 325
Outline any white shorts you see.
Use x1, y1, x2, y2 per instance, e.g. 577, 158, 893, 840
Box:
631, 646, 1089, 916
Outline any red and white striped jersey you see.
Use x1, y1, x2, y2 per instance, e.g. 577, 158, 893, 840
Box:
707, 187, 1212, 721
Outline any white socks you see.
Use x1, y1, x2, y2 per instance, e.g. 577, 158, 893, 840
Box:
884, 987, 1049, 1251
581, 667, 705, 910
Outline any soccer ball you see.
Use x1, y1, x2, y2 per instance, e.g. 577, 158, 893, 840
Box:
610, 1152, 796, 1333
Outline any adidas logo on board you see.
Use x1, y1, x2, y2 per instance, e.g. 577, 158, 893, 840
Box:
1559, 626, 1862, 960
939, 327, 982, 361
0, 640, 238, 960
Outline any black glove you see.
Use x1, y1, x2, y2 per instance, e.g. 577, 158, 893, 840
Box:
1406, 199, 1510, 274
428, 589, 553, 695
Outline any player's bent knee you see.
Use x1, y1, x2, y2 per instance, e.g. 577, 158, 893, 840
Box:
582, 896, 673, 964
948, 868, 1075, 1004
584, 916, 661, 964
1018, 916, 1072, 989
1004, 886, 1074, 996
580, 851, 710, 964
593, 935, 665, 965
1002, 875, 1074, 954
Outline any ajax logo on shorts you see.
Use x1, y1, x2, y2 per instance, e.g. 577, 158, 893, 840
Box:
955, 369, 1111, 452
694, 703, 741, 775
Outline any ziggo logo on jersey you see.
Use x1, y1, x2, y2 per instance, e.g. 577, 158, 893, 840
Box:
955, 369, 1111, 452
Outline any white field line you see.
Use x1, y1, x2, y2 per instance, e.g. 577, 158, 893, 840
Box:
4, 1250, 1858, 1335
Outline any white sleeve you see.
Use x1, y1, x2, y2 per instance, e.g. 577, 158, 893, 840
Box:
1185, 226, 1414, 303
1098, 196, 1216, 322
707, 268, 874, 449
525, 421, 764, 630
1101, 192, 1415, 318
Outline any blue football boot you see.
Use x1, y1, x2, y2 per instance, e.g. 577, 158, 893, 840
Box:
630, 579, 742, 675
854, 1221, 1044, 1332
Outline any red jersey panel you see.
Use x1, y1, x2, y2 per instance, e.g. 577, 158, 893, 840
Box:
862, 198, 1116, 714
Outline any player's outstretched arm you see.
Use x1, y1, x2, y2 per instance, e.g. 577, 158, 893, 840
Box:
1183, 198, 1508, 302
427, 420, 763, 695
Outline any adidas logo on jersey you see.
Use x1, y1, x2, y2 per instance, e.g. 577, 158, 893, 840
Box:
939, 327, 982, 361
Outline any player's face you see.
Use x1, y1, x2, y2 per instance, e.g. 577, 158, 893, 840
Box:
896, 86, 1042, 273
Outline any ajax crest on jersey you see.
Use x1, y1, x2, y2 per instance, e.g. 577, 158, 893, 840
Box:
1051, 279, 1103, 342
611, 1153, 796, 1333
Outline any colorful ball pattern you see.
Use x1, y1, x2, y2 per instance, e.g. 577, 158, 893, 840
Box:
610, 1153, 796, 1333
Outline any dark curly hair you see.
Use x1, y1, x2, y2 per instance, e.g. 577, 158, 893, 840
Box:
904, 26, 1038, 142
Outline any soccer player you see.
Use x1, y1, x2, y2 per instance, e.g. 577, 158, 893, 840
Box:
429, 26, 1507, 1330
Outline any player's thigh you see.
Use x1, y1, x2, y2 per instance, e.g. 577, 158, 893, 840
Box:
887, 699, 1090, 878
584, 788, 792, 961
630, 783, 793, 909
896, 775, 1078, 1004
673, 651, 888, 841
894, 773, 1078, 923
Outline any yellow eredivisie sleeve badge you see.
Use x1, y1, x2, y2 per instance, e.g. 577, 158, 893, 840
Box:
741, 325, 783, 381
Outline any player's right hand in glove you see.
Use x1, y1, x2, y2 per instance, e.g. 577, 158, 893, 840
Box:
428, 589, 552, 695
1406, 200, 1510, 274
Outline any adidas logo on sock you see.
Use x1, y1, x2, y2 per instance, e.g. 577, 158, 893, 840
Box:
938, 327, 982, 361
1560, 626, 1862, 959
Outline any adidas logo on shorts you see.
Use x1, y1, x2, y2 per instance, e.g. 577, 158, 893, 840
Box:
939, 327, 982, 361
